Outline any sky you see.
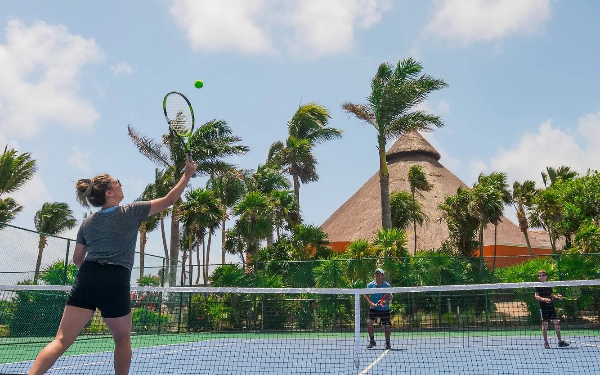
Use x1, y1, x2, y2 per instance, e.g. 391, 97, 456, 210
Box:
2, 0, 600, 266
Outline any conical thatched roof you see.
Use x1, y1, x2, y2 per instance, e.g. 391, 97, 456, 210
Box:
320, 131, 552, 251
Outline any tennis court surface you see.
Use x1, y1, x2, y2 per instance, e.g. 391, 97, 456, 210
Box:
2, 281, 600, 374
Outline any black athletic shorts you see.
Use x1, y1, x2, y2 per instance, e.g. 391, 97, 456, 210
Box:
540, 304, 558, 321
66, 261, 131, 318
368, 309, 391, 326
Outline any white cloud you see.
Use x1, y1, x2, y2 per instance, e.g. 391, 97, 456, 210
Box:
474, 108, 600, 188
168, 0, 275, 55
110, 62, 134, 76
167, 0, 391, 58
425, 0, 552, 45
68, 146, 93, 173
0, 19, 105, 139
10, 174, 53, 219
285, 0, 392, 57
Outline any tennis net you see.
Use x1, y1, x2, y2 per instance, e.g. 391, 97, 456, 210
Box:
1, 280, 600, 374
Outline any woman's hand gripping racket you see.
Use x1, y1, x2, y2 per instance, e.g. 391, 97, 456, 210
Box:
163, 91, 197, 178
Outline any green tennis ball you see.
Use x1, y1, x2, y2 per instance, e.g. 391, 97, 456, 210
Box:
194, 80, 204, 89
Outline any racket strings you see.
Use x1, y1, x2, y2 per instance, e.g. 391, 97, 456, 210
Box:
165, 97, 192, 136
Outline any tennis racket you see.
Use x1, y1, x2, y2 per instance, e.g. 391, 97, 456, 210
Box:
163, 91, 196, 177
376, 293, 391, 307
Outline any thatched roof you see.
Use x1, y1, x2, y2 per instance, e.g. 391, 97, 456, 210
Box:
320, 131, 553, 250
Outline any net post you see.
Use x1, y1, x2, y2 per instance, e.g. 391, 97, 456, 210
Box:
354, 291, 361, 372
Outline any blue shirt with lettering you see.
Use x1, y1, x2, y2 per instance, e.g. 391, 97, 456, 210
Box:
367, 280, 391, 311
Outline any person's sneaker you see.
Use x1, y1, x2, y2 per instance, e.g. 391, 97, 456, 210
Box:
385, 342, 392, 350
544, 343, 551, 349
558, 340, 570, 347
367, 340, 376, 349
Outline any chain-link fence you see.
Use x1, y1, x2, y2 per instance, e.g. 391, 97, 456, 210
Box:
3, 223, 600, 288
0, 224, 174, 286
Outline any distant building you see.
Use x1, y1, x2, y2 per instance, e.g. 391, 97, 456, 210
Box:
320, 131, 553, 267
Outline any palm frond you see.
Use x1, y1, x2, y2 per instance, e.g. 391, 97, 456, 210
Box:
268, 141, 285, 161
386, 111, 444, 140
341, 103, 376, 126
0, 146, 38, 196
127, 124, 172, 168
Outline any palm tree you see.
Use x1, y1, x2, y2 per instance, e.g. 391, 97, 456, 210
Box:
390, 190, 427, 232
207, 171, 246, 265
232, 191, 274, 265
438, 188, 479, 257
541, 166, 578, 187
408, 165, 433, 254
288, 103, 342, 143
342, 57, 448, 229
469, 173, 506, 281
0, 197, 23, 225
268, 103, 342, 220
182, 188, 223, 284
511, 180, 537, 256
268, 137, 317, 219
484, 172, 511, 273
290, 224, 331, 260
0, 146, 37, 202
33, 203, 77, 283
244, 163, 292, 245
372, 228, 408, 260
128, 120, 248, 286
270, 189, 298, 240
137, 182, 161, 280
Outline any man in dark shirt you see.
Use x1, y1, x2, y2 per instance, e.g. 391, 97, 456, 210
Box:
534, 270, 569, 349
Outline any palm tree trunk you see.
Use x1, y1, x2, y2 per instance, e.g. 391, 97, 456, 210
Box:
202, 236, 206, 284
188, 236, 193, 286
169, 211, 180, 287
139, 224, 147, 280
160, 214, 170, 281
205, 232, 212, 283
378, 143, 392, 229
33, 235, 47, 283
221, 216, 227, 265
412, 191, 417, 255
516, 204, 534, 256
492, 224, 497, 274
195, 239, 201, 285
293, 174, 301, 224
478, 223, 485, 283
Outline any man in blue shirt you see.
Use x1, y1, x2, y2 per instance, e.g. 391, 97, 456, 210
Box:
364, 268, 392, 349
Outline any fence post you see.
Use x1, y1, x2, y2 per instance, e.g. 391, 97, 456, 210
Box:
63, 240, 71, 285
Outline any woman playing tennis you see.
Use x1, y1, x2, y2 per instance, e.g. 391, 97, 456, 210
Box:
27, 156, 197, 375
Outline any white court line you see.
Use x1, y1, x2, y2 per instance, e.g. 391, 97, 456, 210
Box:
358, 349, 389, 375
566, 340, 600, 348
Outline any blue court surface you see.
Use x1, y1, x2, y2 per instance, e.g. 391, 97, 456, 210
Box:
2, 336, 600, 374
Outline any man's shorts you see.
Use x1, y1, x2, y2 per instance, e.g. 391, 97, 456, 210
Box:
368, 308, 391, 326
539, 304, 558, 321
66, 261, 131, 319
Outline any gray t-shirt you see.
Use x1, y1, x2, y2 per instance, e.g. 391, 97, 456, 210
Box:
76, 201, 152, 271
